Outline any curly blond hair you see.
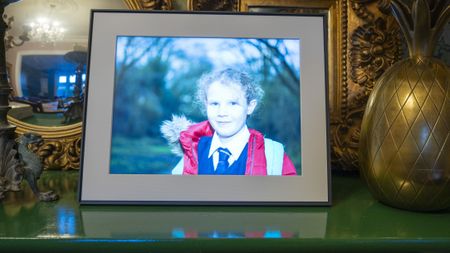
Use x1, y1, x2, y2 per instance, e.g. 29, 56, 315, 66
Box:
195, 68, 264, 114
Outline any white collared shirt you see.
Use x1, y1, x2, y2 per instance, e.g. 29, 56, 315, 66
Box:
208, 125, 250, 171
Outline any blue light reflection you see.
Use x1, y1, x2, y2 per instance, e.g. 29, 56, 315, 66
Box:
57, 208, 76, 236
264, 230, 282, 238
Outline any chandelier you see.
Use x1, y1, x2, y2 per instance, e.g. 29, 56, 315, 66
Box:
27, 18, 65, 44
26, 4, 66, 44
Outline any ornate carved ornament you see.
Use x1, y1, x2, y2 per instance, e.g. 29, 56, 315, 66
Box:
0, 135, 21, 199
334, 0, 402, 170
188, 0, 237, 11
123, 0, 174, 10
7, 116, 81, 170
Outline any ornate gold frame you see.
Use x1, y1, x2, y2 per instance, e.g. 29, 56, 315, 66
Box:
188, 0, 403, 170
123, 0, 173, 10
7, 116, 82, 170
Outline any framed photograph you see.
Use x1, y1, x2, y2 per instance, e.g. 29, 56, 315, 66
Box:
79, 10, 330, 205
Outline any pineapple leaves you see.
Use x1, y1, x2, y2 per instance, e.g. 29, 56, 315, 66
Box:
390, 0, 450, 57
429, 0, 449, 27
412, 0, 432, 56
390, 0, 414, 55
430, 1, 450, 51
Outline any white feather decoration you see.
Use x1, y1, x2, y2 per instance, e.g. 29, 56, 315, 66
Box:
160, 115, 195, 156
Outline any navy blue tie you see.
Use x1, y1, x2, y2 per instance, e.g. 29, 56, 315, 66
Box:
216, 148, 231, 174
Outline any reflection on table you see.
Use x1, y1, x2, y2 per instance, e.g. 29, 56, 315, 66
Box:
81, 209, 327, 239
0, 171, 449, 252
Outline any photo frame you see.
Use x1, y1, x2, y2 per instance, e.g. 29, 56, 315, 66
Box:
79, 10, 330, 205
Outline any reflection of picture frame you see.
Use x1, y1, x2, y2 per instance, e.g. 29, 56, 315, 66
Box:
79, 11, 330, 205
82, 209, 327, 238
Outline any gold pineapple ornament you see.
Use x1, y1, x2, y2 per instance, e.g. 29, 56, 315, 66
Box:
359, 0, 450, 211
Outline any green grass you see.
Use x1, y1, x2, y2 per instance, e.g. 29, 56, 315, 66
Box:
110, 136, 179, 174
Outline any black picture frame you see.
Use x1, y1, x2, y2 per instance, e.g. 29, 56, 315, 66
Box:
79, 10, 330, 205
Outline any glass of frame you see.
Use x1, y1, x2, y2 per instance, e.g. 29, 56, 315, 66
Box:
79, 11, 330, 205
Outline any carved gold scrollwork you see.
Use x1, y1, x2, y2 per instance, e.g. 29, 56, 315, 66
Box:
124, 0, 173, 10
349, 1, 402, 93
331, 0, 402, 170
142, 0, 173, 10
30, 137, 81, 170
332, 108, 365, 170
188, 0, 237, 11
0, 135, 22, 199
332, 79, 371, 170
7, 116, 82, 171
351, 0, 377, 21
350, 17, 401, 91
351, 0, 392, 19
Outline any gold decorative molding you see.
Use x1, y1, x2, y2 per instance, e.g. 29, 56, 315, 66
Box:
33, 137, 81, 171
333, 0, 402, 170
188, 0, 237, 11
123, 0, 174, 10
350, 18, 400, 90
7, 116, 82, 170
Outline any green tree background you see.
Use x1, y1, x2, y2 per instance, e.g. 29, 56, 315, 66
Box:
110, 37, 301, 174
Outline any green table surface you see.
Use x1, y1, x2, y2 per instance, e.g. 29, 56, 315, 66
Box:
0, 171, 449, 253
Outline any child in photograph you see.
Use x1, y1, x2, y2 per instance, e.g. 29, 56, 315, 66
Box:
161, 68, 297, 176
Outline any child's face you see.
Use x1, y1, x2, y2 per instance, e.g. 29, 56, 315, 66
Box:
206, 81, 257, 142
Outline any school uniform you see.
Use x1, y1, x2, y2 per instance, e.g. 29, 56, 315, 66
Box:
197, 126, 250, 175
172, 121, 297, 176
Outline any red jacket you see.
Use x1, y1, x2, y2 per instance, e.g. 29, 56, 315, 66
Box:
179, 121, 297, 176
